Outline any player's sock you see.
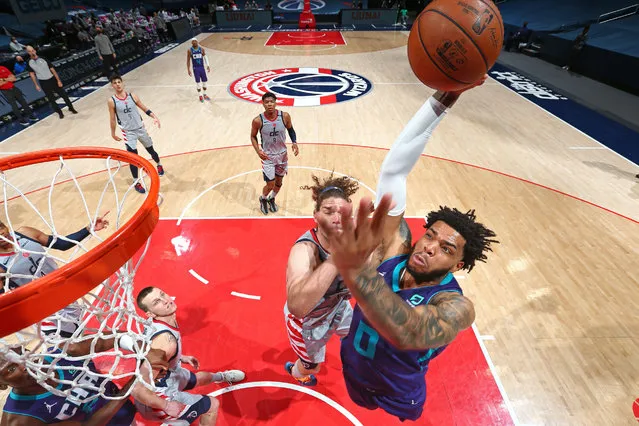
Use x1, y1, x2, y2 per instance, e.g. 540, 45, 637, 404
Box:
291, 363, 306, 379
285, 362, 317, 386
267, 193, 278, 212
267, 190, 275, 200
259, 195, 269, 215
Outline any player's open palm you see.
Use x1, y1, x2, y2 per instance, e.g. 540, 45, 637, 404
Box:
92, 211, 110, 231
329, 194, 393, 272
182, 355, 199, 370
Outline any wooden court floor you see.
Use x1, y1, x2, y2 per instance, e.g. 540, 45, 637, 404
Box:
0, 32, 638, 425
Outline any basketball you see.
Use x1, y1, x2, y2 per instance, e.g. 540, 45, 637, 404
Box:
407, 0, 504, 91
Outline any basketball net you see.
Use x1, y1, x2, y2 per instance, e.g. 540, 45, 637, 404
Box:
0, 149, 160, 402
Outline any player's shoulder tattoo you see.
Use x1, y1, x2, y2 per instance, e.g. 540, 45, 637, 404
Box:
399, 217, 412, 251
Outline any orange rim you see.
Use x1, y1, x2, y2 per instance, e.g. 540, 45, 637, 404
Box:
0, 147, 160, 338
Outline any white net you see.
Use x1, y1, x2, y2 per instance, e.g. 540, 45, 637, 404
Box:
0, 151, 159, 402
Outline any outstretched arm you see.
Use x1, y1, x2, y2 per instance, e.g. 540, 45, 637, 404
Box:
344, 263, 474, 350
16, 212, 109, 251
375, 93, 454, 259
327, 195, 475, 351
376, 80, 486, 260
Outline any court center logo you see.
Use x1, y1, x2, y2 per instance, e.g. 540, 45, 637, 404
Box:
228, 68, 373, 107
277, 0, 325, 11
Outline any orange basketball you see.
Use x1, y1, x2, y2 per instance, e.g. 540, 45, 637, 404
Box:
407, 0, 504, 91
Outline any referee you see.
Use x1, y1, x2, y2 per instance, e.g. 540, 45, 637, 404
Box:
26, 45, 77, 119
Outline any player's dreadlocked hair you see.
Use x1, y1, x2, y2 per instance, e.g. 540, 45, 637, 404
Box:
425, 206, 499, 273
300, 172, 359, 212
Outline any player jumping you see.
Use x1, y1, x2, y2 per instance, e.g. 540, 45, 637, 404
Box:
326, 76, 499, 421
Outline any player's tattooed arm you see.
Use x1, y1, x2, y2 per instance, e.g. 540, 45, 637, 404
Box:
345, 266, 475, 351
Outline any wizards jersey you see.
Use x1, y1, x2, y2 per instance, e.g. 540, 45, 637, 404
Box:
340, 255, 462, 396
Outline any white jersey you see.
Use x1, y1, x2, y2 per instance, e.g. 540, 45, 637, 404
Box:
143, 319, 182, 371
0, 232, 82, 335
0, 232, 57, 288
288, 228, 350, 325
259, 110, 288, 156
113, 93, 144, 131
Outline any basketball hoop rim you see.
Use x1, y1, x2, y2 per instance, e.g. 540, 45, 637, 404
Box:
0, 147, 160, 339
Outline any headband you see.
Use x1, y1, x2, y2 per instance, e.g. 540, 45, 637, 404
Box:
320, 186, 344, 194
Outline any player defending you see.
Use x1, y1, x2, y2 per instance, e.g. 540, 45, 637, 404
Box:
135, 286, 246, 425
108, 74, 164, 194
326, 77, 499, 421
283, 174, 359, 386
250, 92, 299, 215
186, 38, 211, 102
0, 215, 108, 336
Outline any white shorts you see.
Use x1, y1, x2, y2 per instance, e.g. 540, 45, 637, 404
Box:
122, 126, 153, 150
284, 298, 353, 365
135, 365, 210, 424
262, 151, 288, 181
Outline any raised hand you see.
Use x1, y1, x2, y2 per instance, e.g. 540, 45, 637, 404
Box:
181, 355, 200, 370
92, 211, 110, 232
327, 193, 394, 272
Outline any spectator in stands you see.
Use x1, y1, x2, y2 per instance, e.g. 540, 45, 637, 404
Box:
9, 37, 26, 53
264, 0, 272, 10
13, 57, 27, 75
513, 22, 532, 51
95, 27, 119, 77
153, 12, 169, 43
0, 65, 37, 126
133, 25, 152, 51
25, 45, 77, 119
563, 25, 590, 72
77, 29, 92, 49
